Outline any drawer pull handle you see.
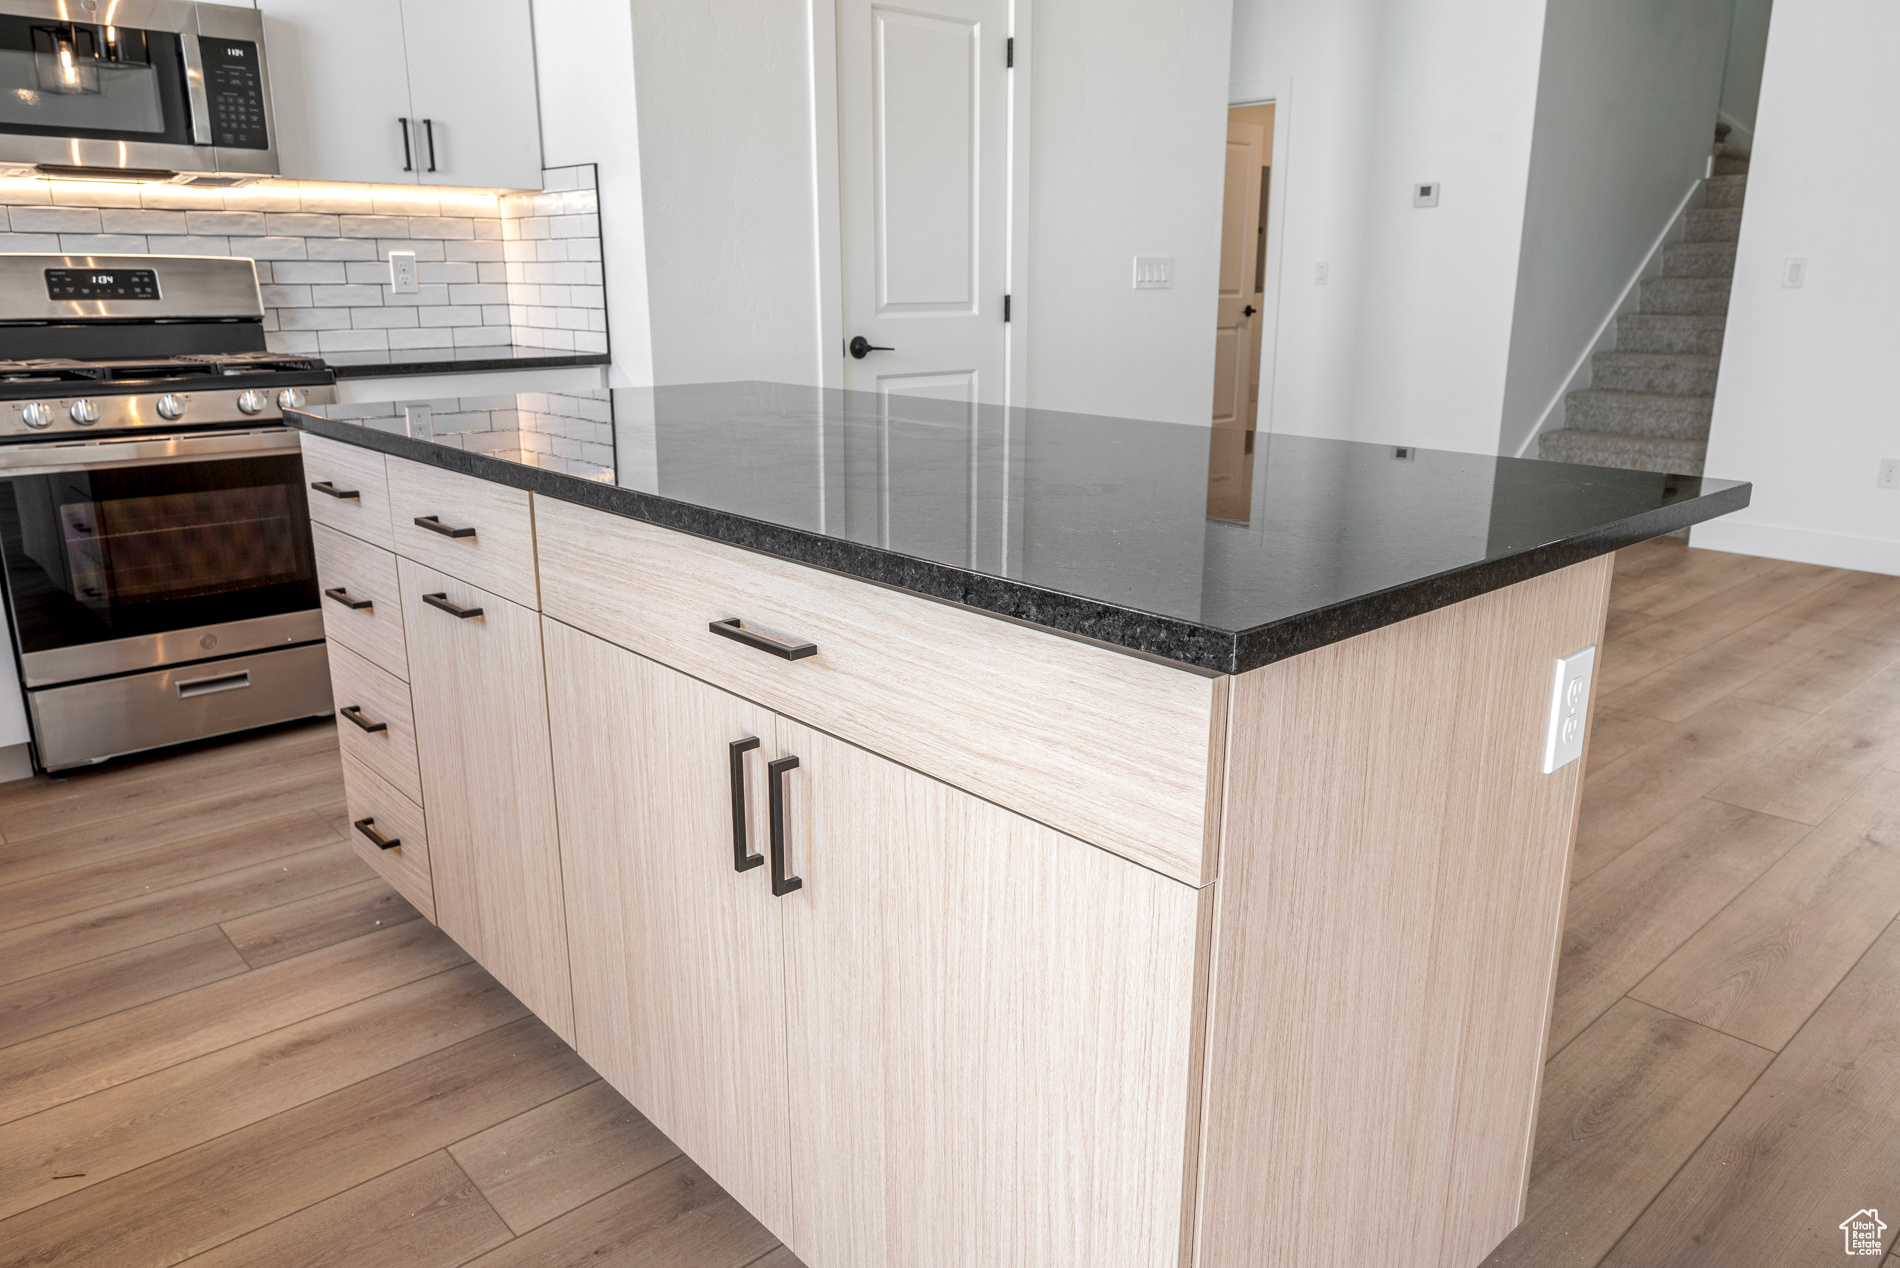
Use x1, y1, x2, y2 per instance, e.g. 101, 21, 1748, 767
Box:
310, 481, 360, 500
340, 705, 388, 734
354, 816, 401, 850
414, 515, 477, 539
423, 592, 484, 620
729, 737, 765, 873
768, 755, 803, 897
324, 586, 372, 611
176, 670, 250, 698
709, 618, 817, 661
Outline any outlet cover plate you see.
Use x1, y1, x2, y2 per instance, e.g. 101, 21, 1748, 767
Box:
389, 251, 418, 295
1879, 458, 1900, 490
1542, 645, 1597, 774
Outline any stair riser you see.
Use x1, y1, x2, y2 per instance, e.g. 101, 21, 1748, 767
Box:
1567, 393, 1712, 440
1538, 431, 1706, 476
1704, 180, 1747, 209
1662, 244, 1737, 278
1640, 278, 1730, 315
1685, 210, 1743, 242
1713, 155, 1750, 176
1617, 317, 1726, 356
1593, 361, 1720, 396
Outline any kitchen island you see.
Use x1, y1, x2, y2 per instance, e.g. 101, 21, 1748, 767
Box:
286, 382, 1747, 1268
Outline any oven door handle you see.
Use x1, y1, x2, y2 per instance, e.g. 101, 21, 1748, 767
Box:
181, 34, 214, 148
176, 670, 251, 699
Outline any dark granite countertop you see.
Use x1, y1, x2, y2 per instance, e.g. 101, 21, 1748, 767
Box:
286, 380, 1750, 675
325, 347, 611, 380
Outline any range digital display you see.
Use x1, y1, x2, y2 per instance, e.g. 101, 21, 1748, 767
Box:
44, 269, 160, 301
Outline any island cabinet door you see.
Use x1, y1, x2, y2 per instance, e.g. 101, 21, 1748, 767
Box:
774, 717, 1211, 1268
541, 617, 794, 1244
398, 557, 575, 1043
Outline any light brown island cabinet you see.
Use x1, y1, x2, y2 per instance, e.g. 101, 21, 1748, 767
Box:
303, 439, 1620, 1268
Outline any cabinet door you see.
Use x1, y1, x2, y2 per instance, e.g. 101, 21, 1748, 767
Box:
401, 0, 544, 190
542, 618, 793, 1242
259, 0, 419, 185
776, 719, 1210, 1268
400, 557, 573, 1040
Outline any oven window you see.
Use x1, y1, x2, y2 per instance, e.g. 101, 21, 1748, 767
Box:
0, 18, 190, 143
0, 454, 318, 657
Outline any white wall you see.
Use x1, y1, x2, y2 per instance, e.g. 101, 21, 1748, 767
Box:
1230, 0, 1547, 456
625, 0, 825, 387
1719, 0, 1774, 146
1024, 0, 1235, 425
1497, 0, 1732, 458
1694, 0, 1900, 575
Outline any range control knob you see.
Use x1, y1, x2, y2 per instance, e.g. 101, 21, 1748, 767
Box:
276, 387, 306, 410
236, 389, 266, 416
155, 394, 186, 420
69, 399, 100, 425
20, 402, 54, 428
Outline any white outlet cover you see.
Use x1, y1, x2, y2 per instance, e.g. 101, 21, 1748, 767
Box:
389, 250, 419, 295
1878, 458, 1900, 490
1542, 645, 1597, 774
1314, 261, 1331, 286
1133, 256, 1173, 289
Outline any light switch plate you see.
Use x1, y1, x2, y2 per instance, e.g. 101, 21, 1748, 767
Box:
389, 251, 418, 294
1133, 256, 1173, 289
1782, 257, 1808, 288
1542, 645, 1597, 774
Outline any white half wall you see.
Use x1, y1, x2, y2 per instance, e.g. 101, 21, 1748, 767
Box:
1497, 0, 1733, 459
1719, 0, 1774, 146
533, 0, 655, 389
1694, 0, 1900, 576
1230, 0, 1547, 456
1024, 0, 1235, 425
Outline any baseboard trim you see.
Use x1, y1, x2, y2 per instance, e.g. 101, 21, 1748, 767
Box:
1689, 519, 1900, 577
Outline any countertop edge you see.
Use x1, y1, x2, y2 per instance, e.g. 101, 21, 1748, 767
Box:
286, 410, 1751, 675
329, 351, 612, 380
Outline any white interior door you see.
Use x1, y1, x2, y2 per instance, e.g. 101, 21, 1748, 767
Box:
836, 0, 1012, 406
1212, 119, 1266, 430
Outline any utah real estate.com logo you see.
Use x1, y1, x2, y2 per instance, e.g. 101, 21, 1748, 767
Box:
1841, 1209, 1886, 1256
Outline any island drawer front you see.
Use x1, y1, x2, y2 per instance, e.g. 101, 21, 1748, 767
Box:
328, 640, 424, 806
341, 750, 435, 923
301, 433, 394, 550
386, 456, 538, 609
312, 523, 408, 681
535, 497, 1225, 885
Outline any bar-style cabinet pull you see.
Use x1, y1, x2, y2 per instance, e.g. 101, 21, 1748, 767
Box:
398, 117, 414, 172
729, 737, 764, 873
709, 617, 818, 661
340, 705, 388, 734
310, 481, 360, 500
324, 586, 372, 611
354, 816, 401, 850
422, 117, 438, 172
422, 592, 484, 620
414, 515, 477, 539
768, 755, 803, 896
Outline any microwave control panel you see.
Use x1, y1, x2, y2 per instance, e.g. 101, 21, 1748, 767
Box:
199, 38, 269, 150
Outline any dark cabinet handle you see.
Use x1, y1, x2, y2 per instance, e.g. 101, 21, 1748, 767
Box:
354, 816, 401, 850
340, 704, 388, 734
324, 586, 372, 611
414, 515, 476, 539
398, 117, 413, 172
768, 755, 802, 897
422, 117, 437, 172
310, 481, 360, 500
729, 737, 764, 873
709, 617, 817, 661
422, 592, 484, 619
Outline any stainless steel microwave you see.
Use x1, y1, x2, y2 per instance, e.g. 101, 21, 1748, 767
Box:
0, 0, 276, 185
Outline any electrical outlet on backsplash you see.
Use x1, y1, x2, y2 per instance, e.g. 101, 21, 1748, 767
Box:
0, 164, 607, 361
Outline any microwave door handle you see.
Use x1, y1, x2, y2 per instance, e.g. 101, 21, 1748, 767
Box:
180, 34, 213, 146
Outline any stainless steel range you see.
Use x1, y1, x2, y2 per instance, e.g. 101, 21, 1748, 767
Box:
0, 252, 336, 771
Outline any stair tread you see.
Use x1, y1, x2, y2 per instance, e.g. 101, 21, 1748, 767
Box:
1621, 314, 1727, 326
1538, 430, 1708, 474
1594, 352, 1722, 367
1570, 389, 1713, 410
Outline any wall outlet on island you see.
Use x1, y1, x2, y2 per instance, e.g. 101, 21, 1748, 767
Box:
1542, 646, 1596, 774
1879, 458, 1900, 490
389, 251, 418, 295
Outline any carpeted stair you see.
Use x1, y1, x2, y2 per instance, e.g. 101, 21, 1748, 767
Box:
1539, 125, 1749, 475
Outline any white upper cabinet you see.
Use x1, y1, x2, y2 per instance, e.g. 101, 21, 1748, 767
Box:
261, 0, 543, 190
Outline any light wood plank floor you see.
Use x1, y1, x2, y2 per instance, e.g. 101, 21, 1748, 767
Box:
3, 539, 1899, 1266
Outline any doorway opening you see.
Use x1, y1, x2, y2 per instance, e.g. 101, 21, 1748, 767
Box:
1208, 100, 1276, 520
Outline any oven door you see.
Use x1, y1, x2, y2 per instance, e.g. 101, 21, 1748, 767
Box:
0, 431, 320, 688
0, 0, 277, 179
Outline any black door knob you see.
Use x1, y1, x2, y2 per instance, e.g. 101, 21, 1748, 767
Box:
848, 335, 894, 359
1242, 304, 1258, 317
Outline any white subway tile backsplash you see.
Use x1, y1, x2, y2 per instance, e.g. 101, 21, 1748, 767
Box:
278, 308, 353, 331
266, 213, 341, 237
0, 232, 60, 251
346, 260, 393, 285
319, 329, 392, 353
12, 206, 103, 233
59, 234, 146, 253
260, 284, 312, 308
419, 261, 478, 284
246, 238, 310, 260
312, 283, 386, 307
448, 239, 506, 262
449, 283, 509, 305
419, 305, 485, 327
388, 327, 456, 350
383, 284, 452, 307
341, 215, 409, 239
186, 210, 267, 236
147, 235, 230, 255
267, 331, 322, 354
306, 237, 381, 262
408, 217, 476, 240
351, 307, 420, 329
101, 209, 187, 234
453, 326, 512, 347
271, 260, 350, 284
